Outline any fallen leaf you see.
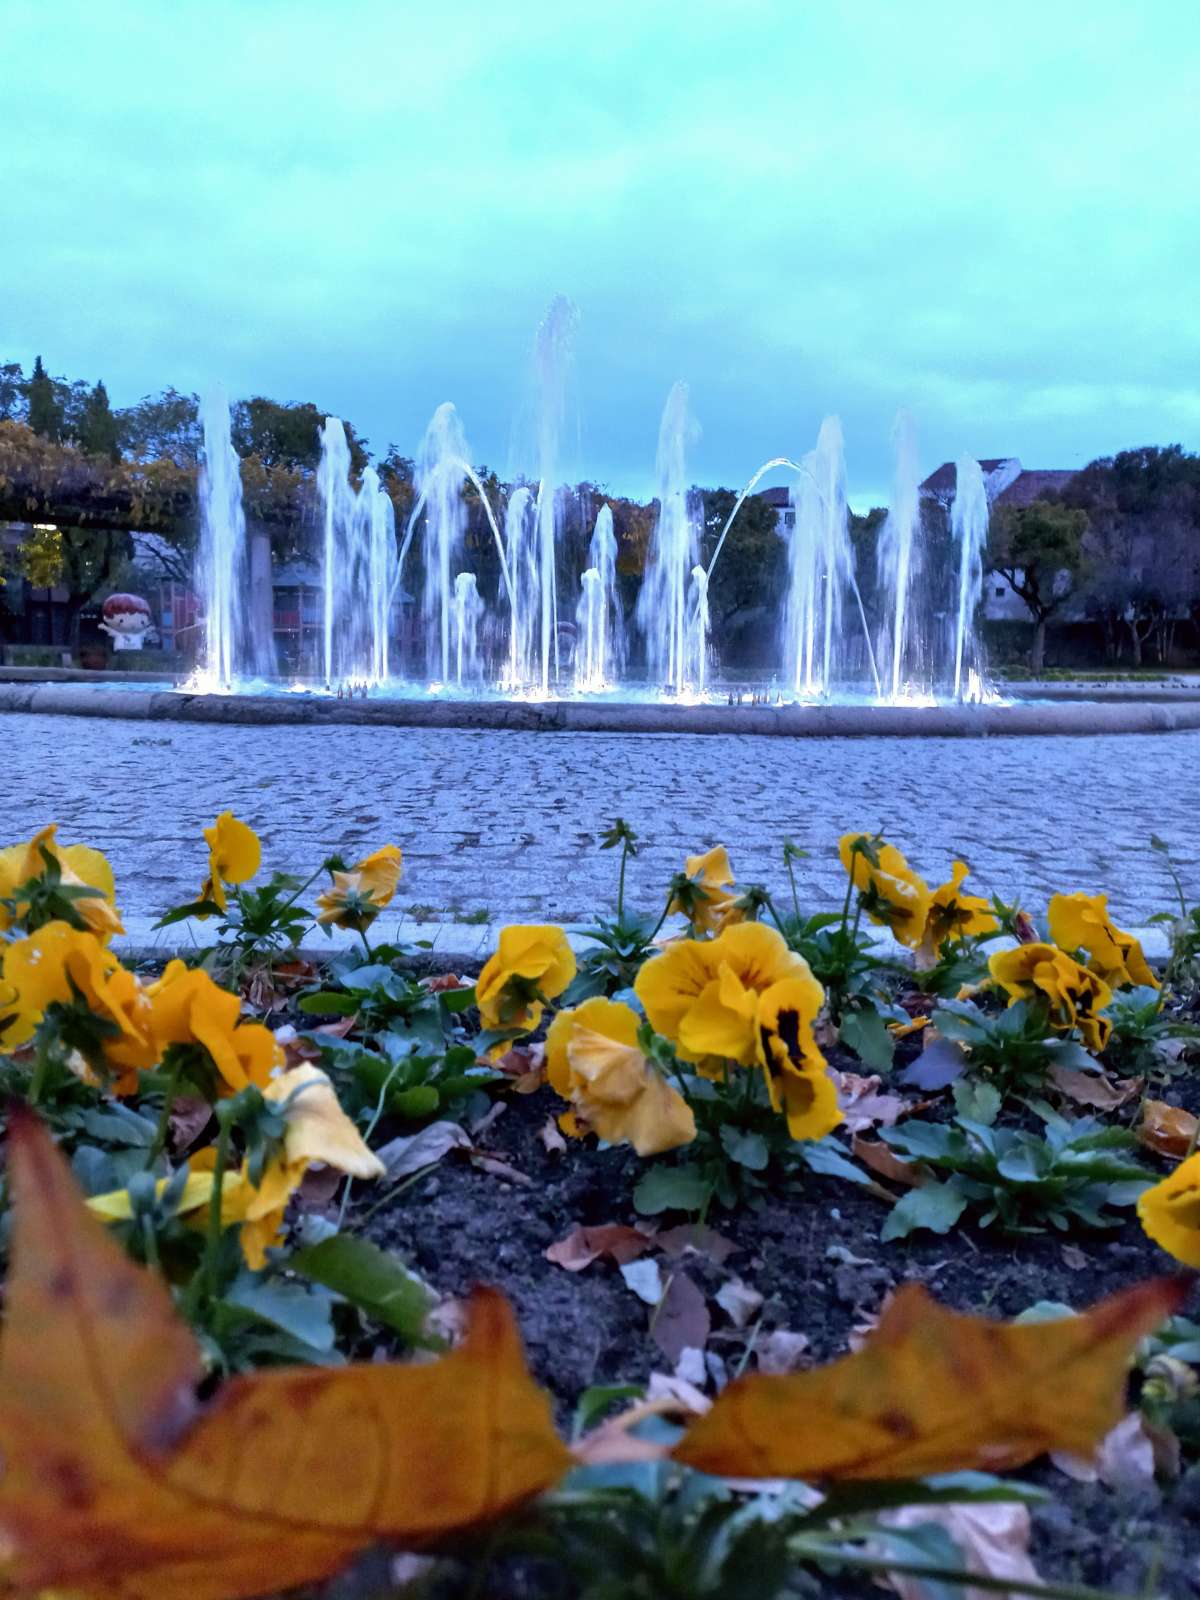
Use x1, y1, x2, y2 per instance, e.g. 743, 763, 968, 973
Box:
652, 1271, 710, 1365
538, 1116, 568, 1156
1061, 1245, 1089, 1271
835, 1072, 907, 1133
880, 1502, 1042, 1600
620, 1258, 665, 1305
648, 1370, 711, 1413
902, 1033, 967, 1090
715, 1279, 763, 1329
468, 1153, 533, 1187
852, 1135, 923, 1188
168, 1095, 215, 1152
0, 1112, 572, 1599
468, 1102, 506, 1139
1140, 1099, 1199, 1160
491, 1043, 546, 1093
545, 1223, 653, 1271
423, 973, 465, 993
673, 1346, 708, 1388
754, 1329, 811, 1375
1052, 1410, 1157, 1488
653, 1223, 737, 1264
672, 1278, 1187, 1481
1050, 1064, 1143, 1110
376, 1120, 471, 1181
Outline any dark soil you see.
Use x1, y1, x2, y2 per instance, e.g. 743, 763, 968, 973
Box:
364, 1078, 1200, 1599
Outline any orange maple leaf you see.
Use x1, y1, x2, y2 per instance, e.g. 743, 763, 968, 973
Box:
672, 1277, 1188, 1482
0, 1112, 572, 1599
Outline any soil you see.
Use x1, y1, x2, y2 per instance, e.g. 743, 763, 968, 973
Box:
363, 1074, 1200, 1599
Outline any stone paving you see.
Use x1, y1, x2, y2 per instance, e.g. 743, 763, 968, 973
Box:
5, 712, 1197, 947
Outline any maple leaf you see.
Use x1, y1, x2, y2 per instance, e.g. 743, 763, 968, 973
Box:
672, 1278, 1187, 1482
0, 1111, 572, 1600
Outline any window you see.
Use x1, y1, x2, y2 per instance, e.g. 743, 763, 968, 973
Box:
994, 585, 1005, 597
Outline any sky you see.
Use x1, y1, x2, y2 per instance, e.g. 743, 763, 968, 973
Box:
4, 0, 1200, 507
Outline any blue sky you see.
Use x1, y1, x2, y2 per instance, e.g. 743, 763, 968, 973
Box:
5, 1, 1199, 505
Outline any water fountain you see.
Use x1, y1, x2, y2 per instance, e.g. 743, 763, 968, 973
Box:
574, 505, 624, 691
196, 385, 248, 690
411, 403, 469, 684
951, 455, 990, 700
530, 296, 579, 694
876, 411, 923, 700
637, 382, 705, 694
452, 572, 484, 686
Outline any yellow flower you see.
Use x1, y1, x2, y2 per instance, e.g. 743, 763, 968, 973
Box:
222, 1064, 385, 1268
86, 1167, 228, 1222
200, 811, 261, 913
0, 823, 123, 940
988, 942, 1113, 1053
0, 922, 156, 1086
1138, 1152, 1200, 1268
144, 959, 281, 1093
546, 997, 695, 1156
635, 921, 813, 1066
668, 845, 744, 935
839, 833, 932, 949
923, 861, 998, 952
1048, 891, 1159, 991
476, 925, 577, 1032
316, 844, 403, 931
756, 974, 842, 1142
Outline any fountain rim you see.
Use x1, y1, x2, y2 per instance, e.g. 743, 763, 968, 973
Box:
3, 676, 1200, 739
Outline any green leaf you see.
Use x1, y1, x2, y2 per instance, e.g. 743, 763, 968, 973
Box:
839, 1008, 895, 1073
571, 1384, 645, 1440
952, 1079, 1001, 1126
438, 984, 478, 1013
390, 1085, 441, 1118
719, 1125, 769, 1171
76, 1104, 158, 1148
881, 1179, 968, 1241
800, 1137, 876, 1188
153, 898, 222, 929
291, 1233, 434, 1345
297, 991, 360, 1016
224, 1273, 338, 1353
632, 1165, 711, 1216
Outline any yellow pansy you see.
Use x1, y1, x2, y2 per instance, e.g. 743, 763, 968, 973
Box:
0, 921, 156, 1086
1138, 1152, 1200, 1269
756, 974, 842, 1142
144, 959, 281, 1093
222, 1064, 385, 1267
0, 823, 123, 940
200, 811, 261, 913
923, 861, 998, 952
85, 1167, 230, 1222
1048, 891, 1159, 991
316, 843, 404, 931
839, 833, 932, 949
989, 942, 1113, 1054
546, 997, 695, 1156
668, 845, 744, 936
476, 924, 577, 1032
635, 921, 813, 1066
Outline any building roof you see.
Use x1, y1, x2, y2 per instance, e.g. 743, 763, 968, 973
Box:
756, 486, 791, 508
994, 469, 1077, 506
919, 459, 1012, 495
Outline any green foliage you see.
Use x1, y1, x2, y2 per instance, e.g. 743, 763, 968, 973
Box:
26, 355, 64, 441
78, 379, 120, 463
232, 395, 369, 473
923, 995, 1098, 1092
881, 1108, 1150, 1238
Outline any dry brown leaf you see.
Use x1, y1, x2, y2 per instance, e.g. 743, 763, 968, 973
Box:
1051, 1410, 1158, 1487
1050, 1064, 1143, 1110
672, 1278, 1187, 1481
653, 1223, 737, 1264
376, 1120, 471, 1180
538, 1116, 568, 1156
1140, 1098, 1199, 1160
715, 1279, 763, 1330
545, 1222, 653, 1271
754, 1329, 811, 1375
880, 1502, 1041, 1600
0, 1113, 571, 1600
651, 1270, 710, 1365
423, 972, 465, 993
835, 1071, 907, 1134
852, 1134, 923, 1188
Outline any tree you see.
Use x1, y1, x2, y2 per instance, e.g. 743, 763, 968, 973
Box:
116, 388, 201, 465
26, 356, 63, 442
232, 397, 369, 474
0, 362, 26, 422
701, 487, 786, 632
989, 499, 1089, 673
78, 380, 120, 463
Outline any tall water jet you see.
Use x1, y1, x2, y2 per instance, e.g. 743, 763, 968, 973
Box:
196, 385, 248, 689
686, 565, 710, 694
452, 572, 484, 685
317, 418, 358, 685
413, 403, 470, 683
574, 504, 624, 691
363, 468, 396, 684
951, 455, 989, 699
877, 411, 923, 699
780, 417, 855, 695
531, 296, 579, 694
503, 485, 537, 688
637, 382, 705, 693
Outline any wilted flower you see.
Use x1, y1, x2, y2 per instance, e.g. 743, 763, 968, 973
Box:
988, 942, 1113, 1053
0, 823, 123, 940
476, 925, 576, 1032
317, 844, 404, 931
200, 811, 261, 913
144, 959, 281, 1094
922, 861, 998, 952
546, 997, 695, 1156
0, 921, 155, 1086
1048, 891, 1158, 991
1137, 1151, 1200, 1268
839, 833, 932, 949
667, 845, 744, 935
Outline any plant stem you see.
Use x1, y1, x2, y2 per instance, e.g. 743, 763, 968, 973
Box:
145, 1060, 181, 1170
617, 839, 629, 921
336, 1061, 400, 1229
26, 1040, 52, 1108
786, 851, 801, 922
190, 1114, 232, 1313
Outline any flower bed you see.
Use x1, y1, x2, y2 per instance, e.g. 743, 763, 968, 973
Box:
1, 816, 1199, 1598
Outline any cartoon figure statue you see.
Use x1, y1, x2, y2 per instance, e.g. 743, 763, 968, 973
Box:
98, 592, 153, 651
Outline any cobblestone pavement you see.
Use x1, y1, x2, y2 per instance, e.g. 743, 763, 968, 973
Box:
4, 713, 1196, 932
